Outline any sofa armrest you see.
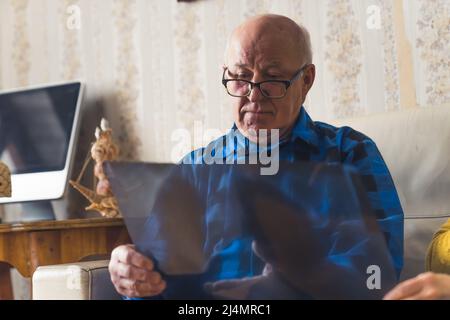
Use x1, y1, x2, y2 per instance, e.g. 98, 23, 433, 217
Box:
32, 260, 122, 300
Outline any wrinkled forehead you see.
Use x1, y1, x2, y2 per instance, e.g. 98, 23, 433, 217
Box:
226, 25, 300, 70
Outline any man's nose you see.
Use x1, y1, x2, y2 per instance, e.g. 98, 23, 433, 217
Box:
248, 84, 265, 102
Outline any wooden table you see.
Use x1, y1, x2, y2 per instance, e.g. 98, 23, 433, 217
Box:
0, 217, 131, 299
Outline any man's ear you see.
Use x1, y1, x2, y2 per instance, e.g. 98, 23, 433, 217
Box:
303, 74, 311, 85
299, 64, 315, 102
303, 64, 315, 87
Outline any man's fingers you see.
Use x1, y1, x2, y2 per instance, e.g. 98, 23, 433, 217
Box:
384, 272, 450, 300
111, 244, 154, 270
147, 271, 163, 285
205, 275, 264, 292
262, 263, 273, 276
383, 277, 423, 300
403, 272, 450, 300
109, 245, 166, 298
115, 262, 149, 281
119, 284, 166, 298
252, 240, 273, 263
404, 288, 440, 300
206, 279, 245, 292
204, 276, 265, 300
116, 278, 166, 298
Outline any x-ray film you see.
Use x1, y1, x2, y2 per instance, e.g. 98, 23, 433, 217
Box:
105, 161, 398, 299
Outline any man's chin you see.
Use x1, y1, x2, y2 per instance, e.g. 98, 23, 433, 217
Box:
239, 124, 279, 143
242, 117, 270, 130
244, 112, 274, 124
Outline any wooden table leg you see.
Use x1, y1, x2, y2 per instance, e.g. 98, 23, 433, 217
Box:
0, 262, 13, 300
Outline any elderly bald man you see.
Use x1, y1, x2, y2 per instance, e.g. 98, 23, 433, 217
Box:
108, 14, 403, 299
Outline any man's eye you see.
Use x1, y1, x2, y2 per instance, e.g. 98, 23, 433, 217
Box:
267, 74, 281, 79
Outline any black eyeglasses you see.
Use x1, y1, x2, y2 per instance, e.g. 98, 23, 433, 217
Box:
222, 64, 308, 99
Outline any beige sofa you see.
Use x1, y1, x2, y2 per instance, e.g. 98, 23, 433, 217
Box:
32, 104, 450, 299
32, 260, 121, 300
331, 104, 450, 281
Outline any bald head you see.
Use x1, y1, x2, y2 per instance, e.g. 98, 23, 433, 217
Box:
225, 14, 312, 66
223, 14, 316, 142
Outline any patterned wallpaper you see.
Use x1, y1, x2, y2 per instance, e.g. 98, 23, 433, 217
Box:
0, 0, 449, 162
415, 0, 449, 106
379, 0, 400, 111
325, 0, 363, 118
112, 0, 142, 160
10, 0, 30, 87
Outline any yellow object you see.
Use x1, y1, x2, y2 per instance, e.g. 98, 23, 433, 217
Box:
426, 218, 450, 273
0, 161, 11, 197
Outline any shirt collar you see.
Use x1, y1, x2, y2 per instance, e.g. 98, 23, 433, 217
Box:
289, 106, 319, 147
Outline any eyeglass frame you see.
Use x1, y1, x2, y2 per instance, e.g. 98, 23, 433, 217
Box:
221, 64, 309, 99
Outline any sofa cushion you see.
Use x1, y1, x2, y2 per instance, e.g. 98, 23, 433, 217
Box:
329, 104, 450, 280
32, 260, 121, 300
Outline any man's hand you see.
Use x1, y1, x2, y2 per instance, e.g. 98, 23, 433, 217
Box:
383, 272, 450, 300
109, 244, 166, 298
203, 242, 273, 299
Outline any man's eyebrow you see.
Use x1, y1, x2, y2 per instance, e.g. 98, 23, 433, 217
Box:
232, 63, 251, 69
264, 62, 282, 67
229, 62, 289, 75
263, 62, 289, 72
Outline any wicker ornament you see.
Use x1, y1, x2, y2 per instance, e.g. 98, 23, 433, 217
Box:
70, 118, 121, 218
0, 161, 11, 197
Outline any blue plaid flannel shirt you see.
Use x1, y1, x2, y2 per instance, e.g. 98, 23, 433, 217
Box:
182, 106, 404, 280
